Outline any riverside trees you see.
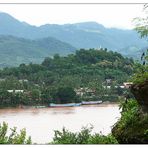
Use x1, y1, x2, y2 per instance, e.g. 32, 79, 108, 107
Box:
0, 48, 134, 107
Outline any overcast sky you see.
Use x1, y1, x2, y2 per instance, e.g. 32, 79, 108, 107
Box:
0, 4, 146, 29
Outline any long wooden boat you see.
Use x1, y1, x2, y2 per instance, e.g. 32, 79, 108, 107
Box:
35, 106, 46, 108
49, 103, 81, 107
81, 100, 102, 105
74, 103, 82, 106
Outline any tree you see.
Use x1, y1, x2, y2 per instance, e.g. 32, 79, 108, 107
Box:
51, 86, 76, 104
134, 4, 148, 38
0, 48, 134, 107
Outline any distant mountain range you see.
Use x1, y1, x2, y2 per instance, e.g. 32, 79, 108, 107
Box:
0, 35, 76, 68
0, 12, 147, 67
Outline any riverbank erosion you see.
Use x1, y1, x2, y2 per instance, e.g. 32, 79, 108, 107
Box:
112, 81, 148, 144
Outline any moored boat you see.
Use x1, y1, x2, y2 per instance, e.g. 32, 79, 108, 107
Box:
74, 103, 82, 106
81, 100, 102, 105
35, 106, 46, 108
49, 103, 81, 107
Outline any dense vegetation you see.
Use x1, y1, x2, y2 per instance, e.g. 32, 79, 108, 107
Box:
0, 48, 134, 107
50, 126, 118, 144
131, 61, 148, 84
112, 99, 148, 143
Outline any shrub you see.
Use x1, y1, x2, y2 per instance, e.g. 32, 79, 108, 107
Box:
88, 133, 118, 144
51, 126, 118, 144
118, 99, 139, 128
112, 99, 148, 143
131, 63, 148, 84
0, 122, 31, 144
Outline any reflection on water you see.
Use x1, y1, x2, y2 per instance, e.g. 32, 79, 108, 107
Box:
51, 107, 75, 115
0, 104, 121, 144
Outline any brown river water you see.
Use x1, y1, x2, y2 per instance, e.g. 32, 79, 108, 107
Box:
0, 104, 121, 144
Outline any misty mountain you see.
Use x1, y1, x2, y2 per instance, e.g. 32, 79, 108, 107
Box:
0, 35, 76, 68
0, 13, 147, 51
0, 12, 147, 59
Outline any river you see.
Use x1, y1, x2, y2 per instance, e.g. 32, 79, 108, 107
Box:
0, 104, 121, 144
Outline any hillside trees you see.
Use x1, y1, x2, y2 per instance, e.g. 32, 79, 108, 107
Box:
0, 48, 134, 107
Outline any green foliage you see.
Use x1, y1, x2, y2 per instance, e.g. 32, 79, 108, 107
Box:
51, 86, 76, 104
0, 49, 134, 107
0, 122, 31, 144
144, 129, 148, 137
131, 62, 148, 84
112, 99, 148, 143
88, 133, 118, 144
51, 126, 118, 144
51, 128, 78, 144
118, 99, 139, 128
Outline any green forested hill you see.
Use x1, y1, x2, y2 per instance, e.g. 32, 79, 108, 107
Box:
0, 49, 134, 106
0, 35, 76, 68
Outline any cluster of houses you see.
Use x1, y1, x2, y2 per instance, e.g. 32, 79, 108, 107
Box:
5, 78, 133, 98
74, 82, 133, 97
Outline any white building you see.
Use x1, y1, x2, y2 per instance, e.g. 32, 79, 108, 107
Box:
7, 90, 24, 93
123, 82, 133, 89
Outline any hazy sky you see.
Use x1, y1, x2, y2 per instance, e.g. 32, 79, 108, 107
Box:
0, 4, 146, 29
